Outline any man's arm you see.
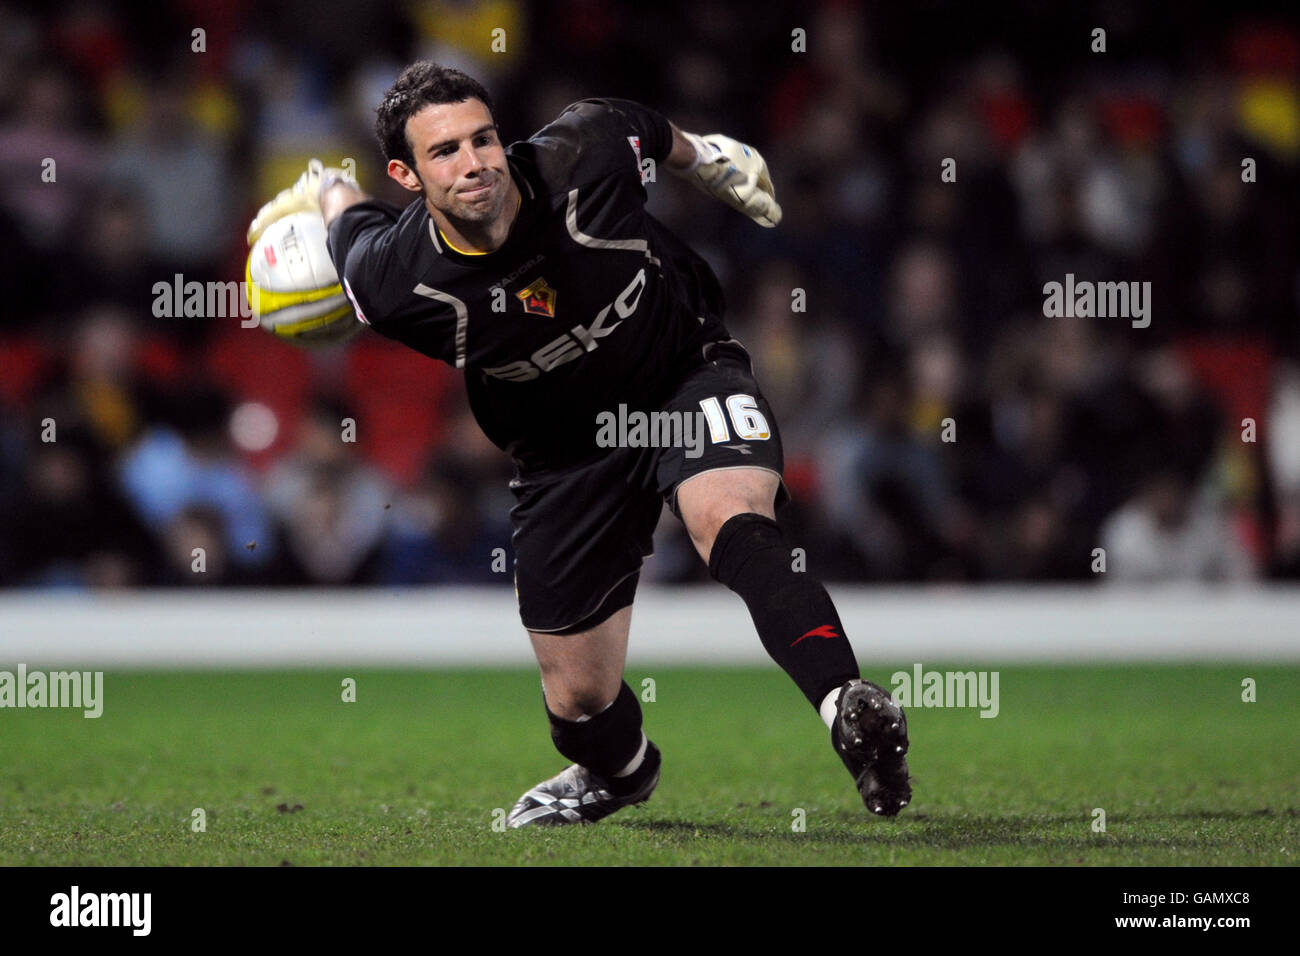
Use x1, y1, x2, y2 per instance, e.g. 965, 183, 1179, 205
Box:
321, 180, 370, 229
663, 120, 781, 227
665, 122, 701, 173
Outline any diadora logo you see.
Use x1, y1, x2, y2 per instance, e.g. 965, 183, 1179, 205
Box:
490, 254, 546, 294
483, 268, 646, 382
791, 624, 840, 647
516, 277, 557, 317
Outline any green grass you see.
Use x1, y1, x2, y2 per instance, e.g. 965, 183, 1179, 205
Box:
1, 666, 1296, 865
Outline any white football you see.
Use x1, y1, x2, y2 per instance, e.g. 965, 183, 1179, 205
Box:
245, 210, 363, 346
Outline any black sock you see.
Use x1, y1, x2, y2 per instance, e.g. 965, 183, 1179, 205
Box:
545, 681, 658, 795
709, 512, 860, 710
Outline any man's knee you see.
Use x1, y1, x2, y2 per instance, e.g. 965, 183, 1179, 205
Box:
541, 673, 619, 720
677, 469, 780, 560
688, 504, 742, 556
530, 605, 631, 719
536, 648, 623, 718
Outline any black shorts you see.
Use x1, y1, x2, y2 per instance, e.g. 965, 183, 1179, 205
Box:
508, 339, 788, 634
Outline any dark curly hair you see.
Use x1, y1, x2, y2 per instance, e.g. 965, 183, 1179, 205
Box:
375, 61, 497, 168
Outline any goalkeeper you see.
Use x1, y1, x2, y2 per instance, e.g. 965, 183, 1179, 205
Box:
252, 61, 910, 825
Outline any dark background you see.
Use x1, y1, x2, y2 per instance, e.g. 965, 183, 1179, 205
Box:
1, 0, 1297, 589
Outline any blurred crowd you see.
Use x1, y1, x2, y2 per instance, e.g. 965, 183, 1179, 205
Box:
1, 0, 1298, 589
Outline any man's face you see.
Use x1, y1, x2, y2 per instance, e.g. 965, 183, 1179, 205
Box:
392, 98, 510, 225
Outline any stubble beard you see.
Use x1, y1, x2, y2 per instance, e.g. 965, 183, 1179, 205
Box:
442, 174, 508, 225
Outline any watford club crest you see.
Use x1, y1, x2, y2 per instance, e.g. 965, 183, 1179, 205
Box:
516, 278, 557, 317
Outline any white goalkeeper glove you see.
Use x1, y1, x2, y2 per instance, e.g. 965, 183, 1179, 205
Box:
247, 158, 358, 245
679, 132, 781, 227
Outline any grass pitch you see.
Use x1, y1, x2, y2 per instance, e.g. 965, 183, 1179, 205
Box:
1, 666, 1295, 866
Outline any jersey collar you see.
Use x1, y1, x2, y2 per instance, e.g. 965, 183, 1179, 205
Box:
427, 158, 534, 260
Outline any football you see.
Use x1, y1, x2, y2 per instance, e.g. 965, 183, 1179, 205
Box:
244, 210, 363, 346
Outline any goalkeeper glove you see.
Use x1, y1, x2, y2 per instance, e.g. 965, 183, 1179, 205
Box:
246, 158, 358, 245
679, 132, 781, 227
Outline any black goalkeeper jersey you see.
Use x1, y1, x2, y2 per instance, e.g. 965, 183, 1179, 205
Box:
327, 97, 731, 471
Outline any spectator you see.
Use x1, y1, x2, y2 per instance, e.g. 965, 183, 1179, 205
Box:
117, 388, 275, 572
264, 402, 392, 584
1099, 468, 1255, 582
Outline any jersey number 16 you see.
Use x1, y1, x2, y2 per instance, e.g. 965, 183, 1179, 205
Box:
698, 394, 770, 442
